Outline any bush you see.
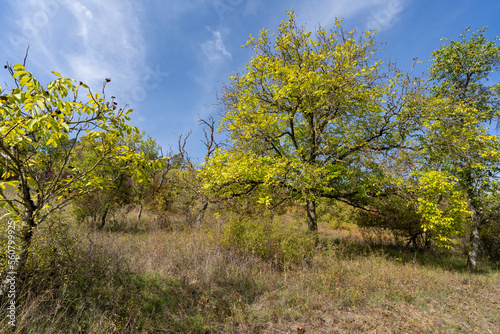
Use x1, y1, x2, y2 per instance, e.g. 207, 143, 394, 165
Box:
149, 170, 199, 226
0, 218, 135, 332
220, 217, 315, 268
354, 194, 430, 248
72, 174, 134, 228
317, 199, 357, 230
482, 219, 500, 264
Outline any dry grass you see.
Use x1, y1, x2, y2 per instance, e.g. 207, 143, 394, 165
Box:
96, 215, 500, 333
1, 209, 499, 333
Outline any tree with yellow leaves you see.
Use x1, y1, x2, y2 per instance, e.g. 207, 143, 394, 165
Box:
202, 11, 426, 233
0, 64, 162, 286
422, 27, 500, 269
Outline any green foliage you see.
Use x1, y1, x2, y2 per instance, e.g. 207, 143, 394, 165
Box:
429, 27, 500, 107
71, 176, 133, 226
150, 186, 175, 213
0, 64, 163, 281
426, 26, 500, 195
412, 171, 469, 248
317, 199, 356, 230
221, 217, 315, 268
355, 194, 425, 247
481, 219, 500, 263
480, 194, 500, 263
71, 131, 164, 228
419, 27, 500, 262
0, 65, 148, 225
150, 169, 197, 214
201, 11, 425, 231
355, 169, 470, 249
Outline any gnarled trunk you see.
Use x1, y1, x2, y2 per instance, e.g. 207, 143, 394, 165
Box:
1, 204, 37, 298
17, 176, 38, 279
195, 197, 208, 227
306, 200, 319, 245
305, 200, 317, 232
99, 205, 110, 230
467, 194, 483, 270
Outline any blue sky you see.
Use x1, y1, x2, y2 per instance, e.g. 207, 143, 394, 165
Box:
1, 0, 499, 159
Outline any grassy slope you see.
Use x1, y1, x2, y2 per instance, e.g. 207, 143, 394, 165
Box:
1, 209, 499, 333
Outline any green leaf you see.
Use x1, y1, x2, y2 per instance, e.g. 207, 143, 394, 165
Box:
61, 121, 69, 132
13, 70, 27, 78
13, 64, 24, 71
19, 75, 31, 87
36, 99, 45, 111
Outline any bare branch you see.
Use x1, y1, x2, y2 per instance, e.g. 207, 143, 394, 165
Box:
23, 46, 30, 67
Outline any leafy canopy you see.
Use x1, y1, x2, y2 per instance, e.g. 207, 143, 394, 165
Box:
410, 27, 500, 249
202, 11, 425, 212
0, 65, 162, 226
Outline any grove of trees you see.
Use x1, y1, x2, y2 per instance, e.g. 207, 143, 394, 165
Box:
1, 10, 499, 303
200, 12, 500, 269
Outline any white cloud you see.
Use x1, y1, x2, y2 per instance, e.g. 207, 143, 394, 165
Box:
191, 28, 233, 121
201, 28, 232, 62
365, 0, 405, 31
4, 0, 148, 106
295, 0, 406, 31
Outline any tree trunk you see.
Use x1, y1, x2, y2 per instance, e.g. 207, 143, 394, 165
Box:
195, 197, 208, 227
1, 210, 36, 298
466, 186, 484, 270
16, 177, 38, 280
243, 198, 250, 214
305, 200, 317, 232
17, 213, 35, 276
99, 205, 110, 230
137, 202, 143, 224
467, 195, 482, 270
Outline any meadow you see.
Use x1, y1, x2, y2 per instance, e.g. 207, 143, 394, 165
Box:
2, 204, 498, 334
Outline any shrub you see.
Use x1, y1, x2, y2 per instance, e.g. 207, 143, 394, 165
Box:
482, 219, 500, 264
148, 170, 199, 226
72, 174, 134, 228
220, 217, 315, 268
0, 217, 134, 332
354, 194, 430, 248
316, 199, 357, 230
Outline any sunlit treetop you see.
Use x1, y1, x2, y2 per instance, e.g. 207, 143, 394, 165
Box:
202, 11, 427, 231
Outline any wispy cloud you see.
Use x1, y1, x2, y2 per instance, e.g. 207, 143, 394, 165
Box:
201, 27, 233, 63
191, 27, 233, 120
3, 0, 148, 105
295, 0, 406, 31
364, 0, 406, 31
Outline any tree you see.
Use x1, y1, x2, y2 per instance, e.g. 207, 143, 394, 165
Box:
201, 11, 425, 232
76, 130, 165, 228
424, 27, 500, 269
0, 64, 153, 285
177, 116, 219, 227
71, 134, 134, 229
127, 132, 167, 224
